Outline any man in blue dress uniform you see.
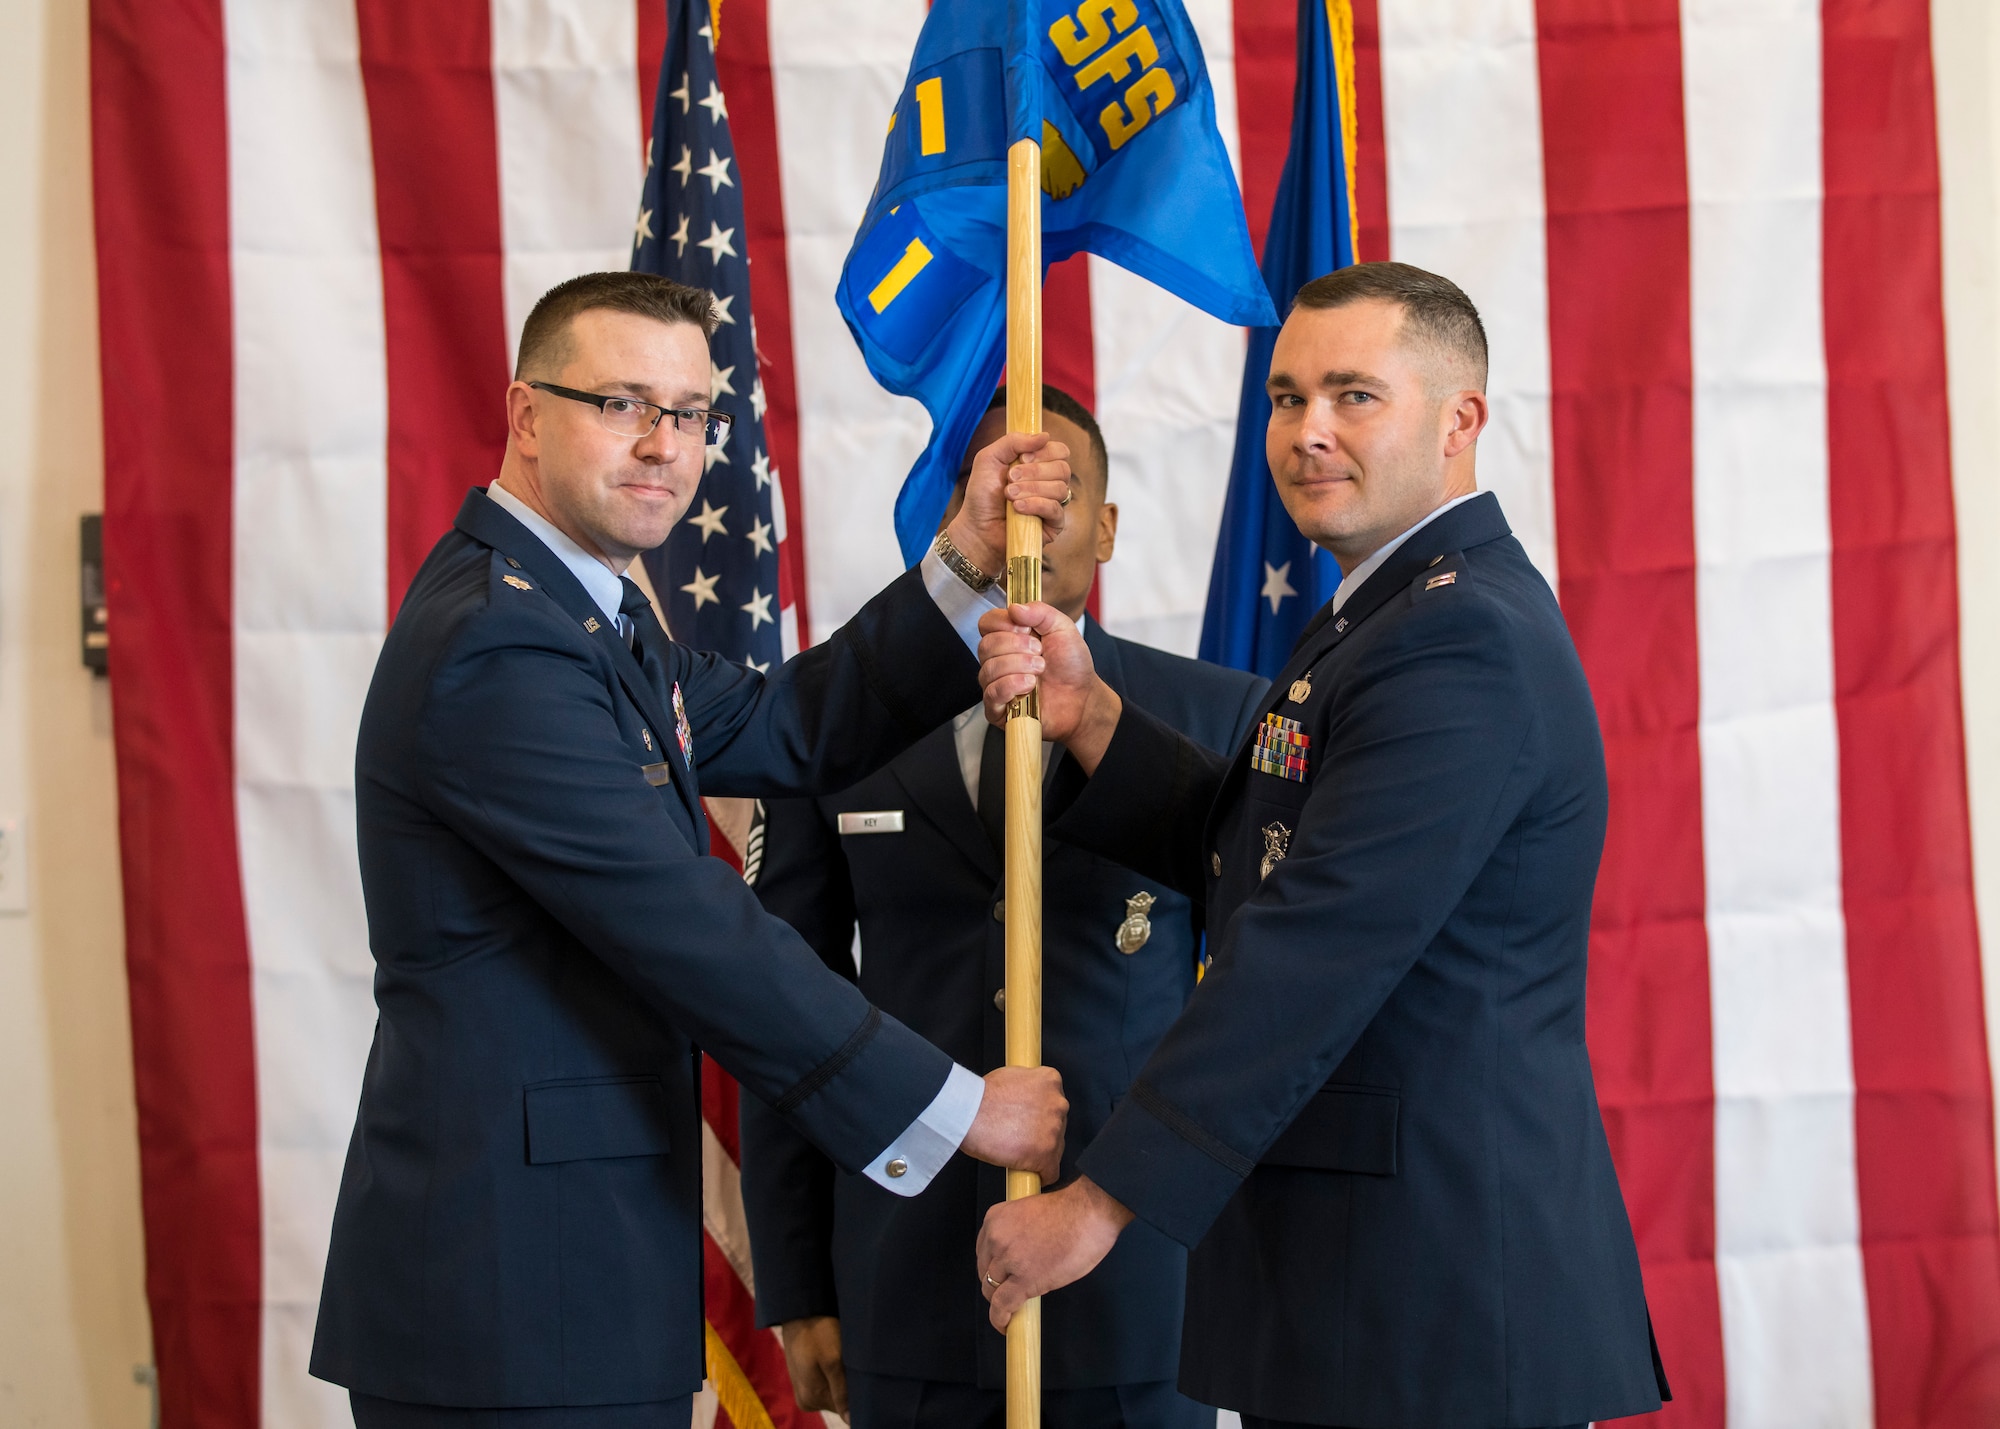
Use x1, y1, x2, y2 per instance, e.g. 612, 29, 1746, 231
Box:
971, 265, 1671, 1429
739, 388, 1268, 1429
308, 272, 1071, 1428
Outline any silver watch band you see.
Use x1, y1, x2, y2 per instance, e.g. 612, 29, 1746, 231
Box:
932, 529, 997, 593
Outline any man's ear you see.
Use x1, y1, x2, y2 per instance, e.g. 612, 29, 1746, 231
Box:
1095, 501, 1119, 564
507, 381, 542, 457
1442, 390, 1488, 459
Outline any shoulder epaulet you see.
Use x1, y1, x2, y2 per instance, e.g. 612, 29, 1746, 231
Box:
1413, 550, 1467, 596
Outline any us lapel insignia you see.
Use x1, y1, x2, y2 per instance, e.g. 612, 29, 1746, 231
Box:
1334, 616, 1349, 633
642, 727, 653, 751
1425, 570, 1458, 590
1288, 670, 1312, 704
502, 574, 532, 591
1260, 822, 1292, 879
1115, 891, 1156, 954
583, 616, 601, 633
671, 681, 694, 768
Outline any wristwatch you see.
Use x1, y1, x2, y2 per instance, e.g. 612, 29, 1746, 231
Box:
932, 529, 997, 593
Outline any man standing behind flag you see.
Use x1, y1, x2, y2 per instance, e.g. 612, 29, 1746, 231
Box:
838, 0, 1275, 563
738, 387, 1267, 1429
972, 264, 1672, 1429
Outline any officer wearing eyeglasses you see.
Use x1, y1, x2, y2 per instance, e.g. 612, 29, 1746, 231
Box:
309, 271, 1072, 1429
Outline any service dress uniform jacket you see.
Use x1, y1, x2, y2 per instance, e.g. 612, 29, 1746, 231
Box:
739, 620, 1266, 1393
310, 489, 982, 1411
1051, 494, 1671, 1427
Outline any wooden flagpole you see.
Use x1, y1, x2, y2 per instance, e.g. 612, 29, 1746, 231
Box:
1002, 133, 1044, 1429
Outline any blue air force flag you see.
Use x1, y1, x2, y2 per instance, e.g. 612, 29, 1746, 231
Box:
635, 0, 784, 670
1198, 0, 1360, 677
840, 0, 1278, 566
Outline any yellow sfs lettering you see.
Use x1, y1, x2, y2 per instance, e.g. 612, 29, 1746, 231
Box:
1075, 25, 1157, 91
1100, 66, 1176, 151
1048, 0, 1138, 66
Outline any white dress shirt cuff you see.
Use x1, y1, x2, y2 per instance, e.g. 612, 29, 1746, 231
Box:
921, 547, 1009, 655
862, 1061, 985, 1196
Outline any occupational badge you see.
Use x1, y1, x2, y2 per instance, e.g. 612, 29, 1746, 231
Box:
1260, 822, 1292, 879
1288, 670, 1312, 704
1115, 891, 1156, 954
501, 574, 532, 591
671, 681, 694, 768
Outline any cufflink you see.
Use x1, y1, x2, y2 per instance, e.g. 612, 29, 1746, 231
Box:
886, 1158, 909, 1179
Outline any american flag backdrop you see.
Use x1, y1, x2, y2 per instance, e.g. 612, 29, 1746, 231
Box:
88, 2, 1998, 1428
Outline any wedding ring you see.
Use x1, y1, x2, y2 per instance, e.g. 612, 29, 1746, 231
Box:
984, 1273, 1000, 1288
1058, 490, 1073, 507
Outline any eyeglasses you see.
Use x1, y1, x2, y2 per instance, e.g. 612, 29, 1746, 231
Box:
528, 381, 734, 446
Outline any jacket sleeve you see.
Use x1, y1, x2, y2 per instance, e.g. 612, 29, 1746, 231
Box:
1228, 674, 1272, 751
1047, 700, 1232, 899
1076, 592, 1542, 1247
738, 796, 856, 1327
417, 599, 951, 1174
679, 564, 980, 799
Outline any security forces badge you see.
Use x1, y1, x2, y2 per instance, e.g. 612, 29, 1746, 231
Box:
1115, 891, 1155, 954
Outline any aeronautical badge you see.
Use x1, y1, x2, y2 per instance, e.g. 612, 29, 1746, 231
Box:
1115, 891, 1156, 955
501, 574, 532, 591
1288, 670, 1312, 704
1260, 822, 1292, 879
671, 681, 694, 768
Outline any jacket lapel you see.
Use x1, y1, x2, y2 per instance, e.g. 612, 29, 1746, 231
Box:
1205, 493, 1515, 844
454, 489, 705, 836
888, 721, 998, 879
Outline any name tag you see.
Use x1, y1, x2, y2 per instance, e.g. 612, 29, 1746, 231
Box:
641, 761, 673, 787
838, 810, 905, 835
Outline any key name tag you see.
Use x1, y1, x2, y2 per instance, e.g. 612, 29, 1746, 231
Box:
837, 810, 905, 835
641, 761, 673, 787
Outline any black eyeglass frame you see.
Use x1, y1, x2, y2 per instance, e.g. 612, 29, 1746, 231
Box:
528, 381, 734, 446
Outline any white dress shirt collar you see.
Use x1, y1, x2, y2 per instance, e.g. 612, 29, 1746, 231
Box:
1327, 491, 1484, 617
486, 481, 627, 626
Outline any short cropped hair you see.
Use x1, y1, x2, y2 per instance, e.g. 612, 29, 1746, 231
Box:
514, 271, 718, 379
1291, 262, 1488, 392
982, 383, 1110, 488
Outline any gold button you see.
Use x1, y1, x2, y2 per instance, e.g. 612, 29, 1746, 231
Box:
1211, 853, 1222, 876
994, 988, 1006, 1011
886, 1158, 909, 1179
1429, 554, 1443, 567
993, 899, 1005, 922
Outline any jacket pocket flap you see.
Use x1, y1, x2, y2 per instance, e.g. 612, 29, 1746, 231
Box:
1261, 1084, 1398, 1174
525, 1076, 673, 1164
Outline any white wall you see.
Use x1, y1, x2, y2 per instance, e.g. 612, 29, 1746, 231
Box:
0, 0, 155, 1424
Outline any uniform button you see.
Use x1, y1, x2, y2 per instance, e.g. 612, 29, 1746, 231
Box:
886, 1158, 909, 1179
1211, 852, 1222, 877
993, 899, 1006, 922
994, 987, 1007, 1011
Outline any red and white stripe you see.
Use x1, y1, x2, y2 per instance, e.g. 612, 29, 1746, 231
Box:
91, 2, 1998, 1426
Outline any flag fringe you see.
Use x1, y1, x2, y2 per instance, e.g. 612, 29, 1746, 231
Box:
705, 1319, 778, 1429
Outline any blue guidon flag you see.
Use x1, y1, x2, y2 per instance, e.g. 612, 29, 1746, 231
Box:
1198, 0, 1361, 677
635, 0, 784, 671
840, 0, 1277, 566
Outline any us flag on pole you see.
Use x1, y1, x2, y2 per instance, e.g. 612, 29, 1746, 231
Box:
636, 0, 793, 671
632, 2, 816, 1425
